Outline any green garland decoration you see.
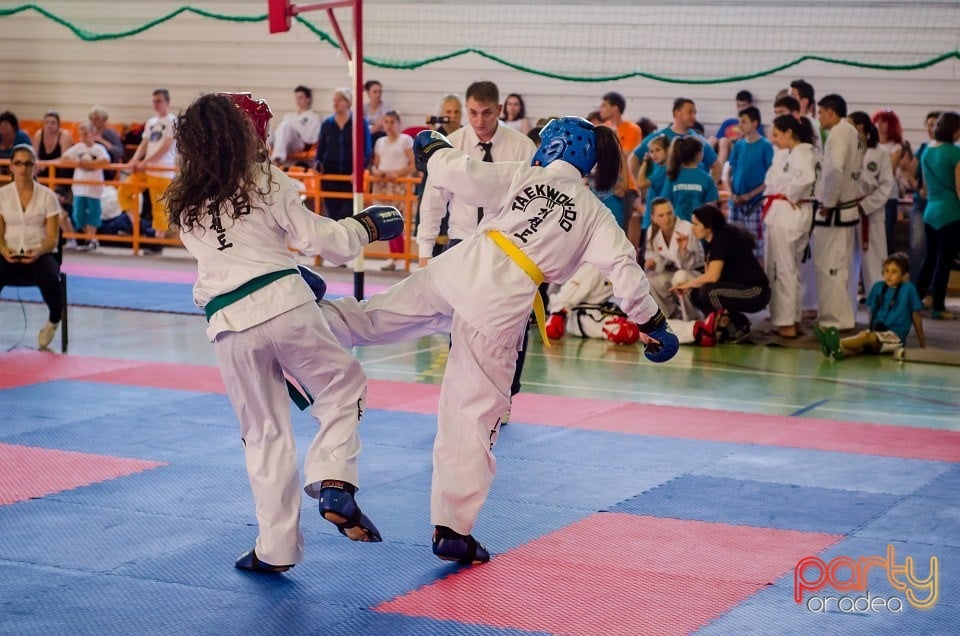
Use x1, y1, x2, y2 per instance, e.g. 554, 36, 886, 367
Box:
2, 3, 958, 85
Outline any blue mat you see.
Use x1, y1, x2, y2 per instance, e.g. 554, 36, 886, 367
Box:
1, 275, 346, 315
3, 378, 957, 636
610, 474, 900, 534
1, 275, 201, 314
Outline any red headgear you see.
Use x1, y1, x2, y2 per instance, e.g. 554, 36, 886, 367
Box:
221, 92, 273, 143
602, 316, 640, 345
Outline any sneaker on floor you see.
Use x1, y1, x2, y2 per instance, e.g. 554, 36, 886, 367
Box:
38, 321, 59, 349
812, 326, 831, 358
380, 261, 397, 271
814, 325, 844, 360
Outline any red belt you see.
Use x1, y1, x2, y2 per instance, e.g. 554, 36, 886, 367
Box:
759, 194, 790, 238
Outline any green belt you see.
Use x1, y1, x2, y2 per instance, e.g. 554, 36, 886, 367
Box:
204, 268, 312, 411
204, 269, 299, 320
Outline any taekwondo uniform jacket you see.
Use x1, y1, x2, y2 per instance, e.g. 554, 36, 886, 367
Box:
180, 164, 368, 341
423, 149, 660, 350
416, 123, 536, 259
764, 142, 819, 233
815, 120, 864, 226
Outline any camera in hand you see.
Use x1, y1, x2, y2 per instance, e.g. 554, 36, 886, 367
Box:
426, 115, 451, 125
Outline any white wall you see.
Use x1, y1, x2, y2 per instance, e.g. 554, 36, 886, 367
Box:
1, 1, 957, 146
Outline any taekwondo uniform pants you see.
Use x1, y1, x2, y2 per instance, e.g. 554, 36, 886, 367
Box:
812, 224, 857, 330
321, 271, 516, 535
270, 121, 310, 163
765, 224, 809, 328
850, 209, 886, 303
214, 302, 366, 566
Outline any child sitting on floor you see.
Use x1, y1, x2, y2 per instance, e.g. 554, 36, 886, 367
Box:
814, 252, 925, 360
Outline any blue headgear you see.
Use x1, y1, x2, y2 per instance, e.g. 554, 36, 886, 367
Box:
532, 116, 597, 177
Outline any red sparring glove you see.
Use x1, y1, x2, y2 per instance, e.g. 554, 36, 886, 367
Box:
602, 315, 640, 345
692, 310, 723, 347
545, 311, 567, 340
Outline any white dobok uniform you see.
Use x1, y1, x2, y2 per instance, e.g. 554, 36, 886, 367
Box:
852, 146, 895, 300
644, 218, 704, 320
814, 120, 864, 330
415, 123, 536, 259
323, 150, 660, 535
269, 110, 322, 162
763, 142, 819, 328
548, 262, 617, 338
180, 164, 370, 566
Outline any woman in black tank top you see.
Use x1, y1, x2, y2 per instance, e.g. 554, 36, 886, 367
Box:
31, 111, 74, 201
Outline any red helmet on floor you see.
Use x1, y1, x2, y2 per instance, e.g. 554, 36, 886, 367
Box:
602, 316, 640, 345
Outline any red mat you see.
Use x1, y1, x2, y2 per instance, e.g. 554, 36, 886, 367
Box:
0, 350, 145, 390
376, 513, 841, 636
4, 351, 959, 462
0, 442, 166, 505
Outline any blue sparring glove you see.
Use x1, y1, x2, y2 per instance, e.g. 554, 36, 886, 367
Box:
637, 309, 680, 363
413, 130, 453, 173
297, 265, 327, 302
346, 205, 404, 243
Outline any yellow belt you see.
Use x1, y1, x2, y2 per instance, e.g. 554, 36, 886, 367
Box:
486, 230, 551, 348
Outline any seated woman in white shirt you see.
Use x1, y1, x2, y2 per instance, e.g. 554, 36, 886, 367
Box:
0, 144, 63, 348
643, 197, 704, 319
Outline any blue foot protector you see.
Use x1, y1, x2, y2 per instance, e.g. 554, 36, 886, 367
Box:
234, 548, 294, 573
318, 480, 382, 542
432, 526, 490, 564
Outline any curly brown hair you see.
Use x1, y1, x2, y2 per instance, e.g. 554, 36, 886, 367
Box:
164, 93, 273, 232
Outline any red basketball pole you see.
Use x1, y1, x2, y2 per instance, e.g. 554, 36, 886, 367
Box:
350, 0, 365, 300
267, 0, 367, 299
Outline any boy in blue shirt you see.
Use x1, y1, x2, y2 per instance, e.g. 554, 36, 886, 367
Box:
814, 253, 925, 359
724, 106, 774, 262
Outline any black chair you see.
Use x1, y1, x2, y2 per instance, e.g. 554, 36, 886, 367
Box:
1, 231, 69, 351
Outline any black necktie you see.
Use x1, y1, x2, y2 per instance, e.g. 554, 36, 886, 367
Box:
477, 142, 493, 223
479, 141, 493, 163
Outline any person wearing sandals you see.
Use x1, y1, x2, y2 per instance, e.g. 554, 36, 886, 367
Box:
815, 252, 925, 360
672, 204, 770, 343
